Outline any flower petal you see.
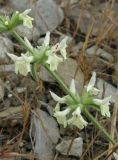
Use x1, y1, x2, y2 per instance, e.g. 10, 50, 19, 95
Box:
100, 104, 110, 117
93, 96, 111, 106
21, 53, 33, 62
50, 91, 66, 104
88, 87, 99, 96
87, 72, 96, 92
15, 61, 31, 76
68, 114, 87, 129
113, 152, 118, 160
19, 9, 33, 28
54, 107, 70, 128
70, 79, 76, 94
23, 16, 33, 28
59, 37, 68, 59
54, 103, 60, 112
43, 31, 50, 47
73, 107, 81, 115
68, 107, 87, 129
7, 53, 33, 76
7, 53, 23, 61
93, 97, 111, 117
21, 9, 32, 15
46, 54, 63, 71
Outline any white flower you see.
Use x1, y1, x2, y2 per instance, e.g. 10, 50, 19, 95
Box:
50, 80, 85, 129
58, 37, 68, 59
43, 31, 50, 47
93, 96, 111, 117
86, 72, 99, 96
54, 103, 70, 128
7, 52, 33, 76
50, 91, 67, 104
46, 54, 63, 71
113, 152, 118, 160
68, 107, 88, 129
41, 32, 68, 70
49, 37, 68, 59
19, 9, 33, 28
70, 79, 76, 94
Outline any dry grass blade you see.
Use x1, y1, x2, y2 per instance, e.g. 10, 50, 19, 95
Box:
108, 91, 118, 160
107, 28, 118, 159
0, 151, 36, 159
72, 0, 85, 38
80, 131, 100, 160
74, 21, 94, 87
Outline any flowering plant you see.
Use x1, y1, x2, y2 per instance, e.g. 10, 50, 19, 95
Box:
50, 72, 111, 129
0, 9, 117, 159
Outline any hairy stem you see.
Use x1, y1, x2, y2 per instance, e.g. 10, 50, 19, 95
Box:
11, 30, 34, 55
84, 108, 117, 145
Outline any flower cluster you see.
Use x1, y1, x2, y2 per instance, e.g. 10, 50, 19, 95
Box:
7, 52, 34, 76
51, 72, 111, 129
0, 9, 33, 32
7, 37, 34, 76
19, 9, 34, 28
4, 9, 68, 76
41, 31, 68, 71
7, 31, 68, 76
50, 79, 88, 129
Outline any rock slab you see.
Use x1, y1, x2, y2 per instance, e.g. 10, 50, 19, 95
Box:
56, 137, 83, 157
31, 108, 60, 160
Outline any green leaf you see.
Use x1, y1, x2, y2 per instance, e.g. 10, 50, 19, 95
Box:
9, 11, 21, 29
0, 16, 8, 32
0, 24, 7, 32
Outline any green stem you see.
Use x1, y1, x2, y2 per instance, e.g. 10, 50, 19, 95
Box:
10, 31, 117, 146
84, 108, 117, 145
44, 64, 79, 103
11, 30, 34, 55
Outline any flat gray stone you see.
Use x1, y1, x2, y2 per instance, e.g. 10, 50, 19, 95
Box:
96, 78, 117, 104
86, 46, 114, 62
0, 36, 14, 64
56, 137, 83, 157
67, 5, 102, 36
31, 108, 60, 160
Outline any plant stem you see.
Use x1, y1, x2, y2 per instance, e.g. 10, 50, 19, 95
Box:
44, 64, 79, 103
11, 31, 117, 146
84, 108, 117, 145
11, 30, 34, 55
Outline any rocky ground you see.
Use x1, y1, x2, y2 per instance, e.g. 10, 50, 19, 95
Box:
0, 0, 118, 160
